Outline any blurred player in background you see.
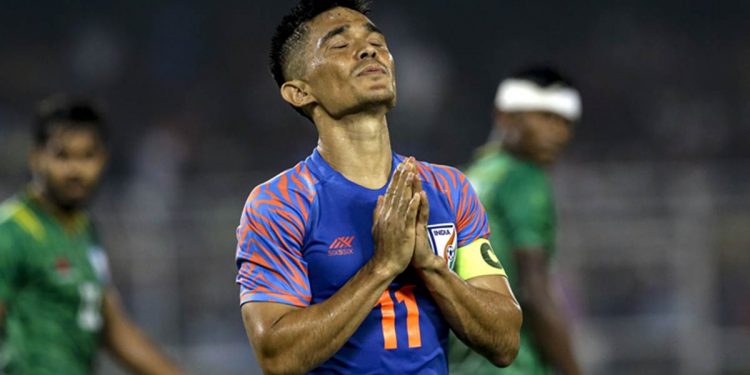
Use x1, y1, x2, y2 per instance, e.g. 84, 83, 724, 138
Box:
235, 0, 521, 373
0, 96, 187, 375
450, 67, 582, 375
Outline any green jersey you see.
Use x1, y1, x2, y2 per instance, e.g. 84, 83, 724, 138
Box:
0, 191, 109, 375
450, 149, 555, 375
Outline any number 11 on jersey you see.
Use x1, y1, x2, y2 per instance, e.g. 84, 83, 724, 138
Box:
377, 285, 422, 350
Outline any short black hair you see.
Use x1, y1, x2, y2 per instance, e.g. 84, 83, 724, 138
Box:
510, 66, 576, 90
270, 0, 370, 119
33, 95, 107, 147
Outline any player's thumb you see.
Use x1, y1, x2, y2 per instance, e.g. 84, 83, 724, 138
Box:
372, 195, 384, 227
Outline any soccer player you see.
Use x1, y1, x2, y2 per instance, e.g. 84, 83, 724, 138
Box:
235, 0, 522, 374
0, 97, 187, 375
450, 67, 582, 375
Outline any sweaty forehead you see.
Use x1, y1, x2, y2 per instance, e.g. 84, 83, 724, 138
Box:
46, 125, 102, 148
306, 7, 372, 38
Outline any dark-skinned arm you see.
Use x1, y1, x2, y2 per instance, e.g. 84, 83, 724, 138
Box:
420, 268, 521, 366
412, 182, 522, 366
102, 289, 187, 375
242, 160, 421, 375
515, 250, 581, 375
243, 260, 398, 375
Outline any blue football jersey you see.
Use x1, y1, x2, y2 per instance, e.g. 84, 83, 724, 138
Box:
236, 149, 490, 374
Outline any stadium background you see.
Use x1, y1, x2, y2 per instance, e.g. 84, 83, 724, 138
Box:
1, 1, 749, 374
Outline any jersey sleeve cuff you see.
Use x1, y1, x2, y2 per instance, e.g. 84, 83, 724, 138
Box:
239, 290, 310, 308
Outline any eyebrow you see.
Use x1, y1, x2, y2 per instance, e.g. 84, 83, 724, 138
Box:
320, 22, 384, 46
320, 25, 349, 46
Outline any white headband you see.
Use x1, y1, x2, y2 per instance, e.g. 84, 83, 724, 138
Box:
495, 78, 581, 121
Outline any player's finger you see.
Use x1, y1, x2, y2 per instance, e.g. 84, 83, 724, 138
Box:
417, 191, 430, 228
392, 162, 411, 204
373, 195, 384, 226
405, 191, 421, 227
412, 165, 423, 194
396, 158, 418, 216
405, 157, 416, 174
408, 158, 419, 192
398, 171, 415, 216
384, 163, 404, 210
403, 166, 414, 202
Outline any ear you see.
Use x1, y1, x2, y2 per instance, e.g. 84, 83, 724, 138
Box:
493, 109, 504, 126
496, 112, 523, 146
280, 80, 316, 109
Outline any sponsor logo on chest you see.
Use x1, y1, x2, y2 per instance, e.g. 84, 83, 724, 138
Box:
328, 235, 355, 256
54, 256, 76, 282
51, 246, 111, 285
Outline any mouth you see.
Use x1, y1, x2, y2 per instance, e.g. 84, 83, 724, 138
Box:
356, 63, 387, 77
62, 178, 89, 194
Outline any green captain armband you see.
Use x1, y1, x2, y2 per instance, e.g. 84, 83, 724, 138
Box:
454, 238, 507, 280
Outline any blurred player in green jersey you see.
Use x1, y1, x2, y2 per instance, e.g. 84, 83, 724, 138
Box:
0, 96, 187, 375
450, 67, 582, 375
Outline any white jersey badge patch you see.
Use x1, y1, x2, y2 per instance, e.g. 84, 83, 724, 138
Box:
427, 223, 457, 269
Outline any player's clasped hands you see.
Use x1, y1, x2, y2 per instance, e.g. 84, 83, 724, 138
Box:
410, 167, 437, 271
372, 157, 438, 276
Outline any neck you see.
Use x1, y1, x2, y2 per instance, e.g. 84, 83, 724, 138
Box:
491, 125, 535, 165
27, 183, 85, 229
315, 111, 392, 189
502, 145, 552, 168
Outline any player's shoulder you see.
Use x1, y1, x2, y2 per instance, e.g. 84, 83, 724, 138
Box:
506, 159, 548, 189
479, 151, 545, 189
244, 160, 319, 213
0, 195, 44, 243
496, 151, 542, 176
413, 158, 469, 194
0, 196, 20, 225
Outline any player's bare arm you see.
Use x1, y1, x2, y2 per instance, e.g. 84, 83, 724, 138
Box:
516, 250, 581, 375
411, 177, 522, 367
102, 288, 187, 375
242, 161, 420, 375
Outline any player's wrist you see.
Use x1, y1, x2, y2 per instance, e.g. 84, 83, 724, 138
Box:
367, 254, 405, 280
413, 253, 446, 273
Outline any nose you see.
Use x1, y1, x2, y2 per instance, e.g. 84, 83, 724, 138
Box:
358, 43, 377, 60
64, 160, 85, 178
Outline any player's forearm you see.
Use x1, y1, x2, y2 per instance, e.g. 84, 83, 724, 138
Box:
254, 259, 396, 375
524, 293, 581, 375
103, 290, 185, 375
417, 263, 521, 367
105, 317, 185, 375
